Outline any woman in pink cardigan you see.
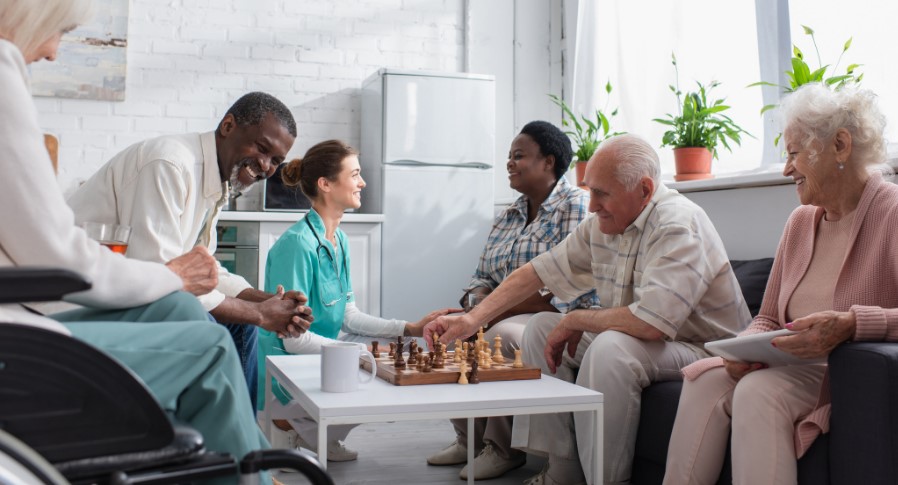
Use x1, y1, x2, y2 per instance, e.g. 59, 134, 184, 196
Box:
663, 83, 898, 485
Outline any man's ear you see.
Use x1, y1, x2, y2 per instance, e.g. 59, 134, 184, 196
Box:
218, 113, 236, 137
641, 176, 655, 202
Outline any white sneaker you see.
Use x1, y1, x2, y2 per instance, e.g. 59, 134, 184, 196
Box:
426, 439, 468, 466
268, 425, 301, 450
523, 464, 586, 485
297, 434, 359, 462
268, 425, 358, 462
459, 443, 526, 480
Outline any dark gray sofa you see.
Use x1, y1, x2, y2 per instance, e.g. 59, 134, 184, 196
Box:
631, 258, 898, 485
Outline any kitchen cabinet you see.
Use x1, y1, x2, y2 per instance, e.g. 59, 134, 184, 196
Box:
218, 212, 384, 316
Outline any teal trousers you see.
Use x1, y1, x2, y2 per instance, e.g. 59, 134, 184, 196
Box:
52, 292, 271, 484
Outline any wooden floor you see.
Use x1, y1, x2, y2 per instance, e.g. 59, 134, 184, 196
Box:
274, 419, 546, 485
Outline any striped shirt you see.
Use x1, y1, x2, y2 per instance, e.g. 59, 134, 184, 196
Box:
531, 183, 749, 343
468, 176, 598, 313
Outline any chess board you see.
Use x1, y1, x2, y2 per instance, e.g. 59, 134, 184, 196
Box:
360, 352, 541, 386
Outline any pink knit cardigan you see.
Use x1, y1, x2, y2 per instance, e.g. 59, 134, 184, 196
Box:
681, 174, 898, 458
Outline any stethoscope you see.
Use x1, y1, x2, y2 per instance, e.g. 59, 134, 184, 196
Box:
305, 216, 352, 307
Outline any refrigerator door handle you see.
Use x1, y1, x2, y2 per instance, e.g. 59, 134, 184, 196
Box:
384, 159, 492, 170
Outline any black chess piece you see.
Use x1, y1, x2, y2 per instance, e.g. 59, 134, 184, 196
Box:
408, 341, 418, 365
394, 340, 406, 369
423, 354, 433, 373
371, 341, 380, 358
469, 360, 480, 384
388, 342, 396, 358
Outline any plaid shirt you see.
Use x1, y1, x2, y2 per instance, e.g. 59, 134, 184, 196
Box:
468, 176, 598, 313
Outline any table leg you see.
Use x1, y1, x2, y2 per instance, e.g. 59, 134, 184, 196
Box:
263, 367, 272, 439
467, 418, 475, 485
593, 405, 603, 485
318, 422, 328, 469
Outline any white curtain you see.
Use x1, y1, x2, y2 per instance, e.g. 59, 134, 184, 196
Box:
566, 0, 766, 177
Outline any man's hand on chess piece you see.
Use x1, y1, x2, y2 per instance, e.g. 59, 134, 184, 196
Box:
543, 319, 583, 374
404, 307, 464, 336
423, 313, 482, 350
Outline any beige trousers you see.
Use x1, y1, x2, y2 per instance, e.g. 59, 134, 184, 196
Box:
450, 313, 530, 458
512, 312, 704, 485
663, 364, 827, 485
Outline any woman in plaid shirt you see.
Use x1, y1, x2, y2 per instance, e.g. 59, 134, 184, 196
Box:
427, 120, 599, 480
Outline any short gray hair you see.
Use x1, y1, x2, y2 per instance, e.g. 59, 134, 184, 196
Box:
780, 83, 886, 168
596, 134, 661, 189
0, 0, 94, 59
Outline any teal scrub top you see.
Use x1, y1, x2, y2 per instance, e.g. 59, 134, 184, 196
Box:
256, 209, 354, 409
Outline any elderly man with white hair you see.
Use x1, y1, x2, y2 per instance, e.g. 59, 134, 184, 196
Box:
424, 134, 750, 485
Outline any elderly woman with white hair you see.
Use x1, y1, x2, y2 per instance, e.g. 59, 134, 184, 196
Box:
0, 0, 274, 478
663, 83, 898, 485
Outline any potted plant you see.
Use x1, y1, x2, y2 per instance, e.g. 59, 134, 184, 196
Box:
653, 54, 751, 181
549, 80, 624, 188
750, 25, 862, 146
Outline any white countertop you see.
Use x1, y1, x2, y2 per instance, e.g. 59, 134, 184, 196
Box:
218, 211, 385, 223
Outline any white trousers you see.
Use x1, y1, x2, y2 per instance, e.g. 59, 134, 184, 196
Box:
450, 314, 531, 457
512, 312, 704, 485
663, 364, 826, 485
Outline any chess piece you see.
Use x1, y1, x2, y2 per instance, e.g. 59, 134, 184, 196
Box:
469, 360, 480, 384
433, 332, 439, 349
371, 341, 380, 358
466, 345, 475, 365
423, 354, 433, 373
433, 349, 445, 369
388, 342, 396, 359
481, 351, 491, 369
477, 326, 484, 342
458, 361, 468, 385
408, 341, 418, 365
416, 353, 425, 371
492, 335, 505, 363
394, 340, 406, 369
513, 349, 524, 368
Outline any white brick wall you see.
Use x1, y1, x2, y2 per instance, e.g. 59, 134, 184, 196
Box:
37, 0, 465, 197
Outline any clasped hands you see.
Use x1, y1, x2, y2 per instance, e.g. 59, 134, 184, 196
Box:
260, 285, 313, 339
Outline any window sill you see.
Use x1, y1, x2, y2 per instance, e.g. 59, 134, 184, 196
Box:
665, 164, 792, 193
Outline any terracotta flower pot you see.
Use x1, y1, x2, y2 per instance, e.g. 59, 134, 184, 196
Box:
673, 147, 713, 182
574, 160, 588, 189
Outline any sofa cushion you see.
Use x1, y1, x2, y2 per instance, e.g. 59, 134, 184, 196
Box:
730, 258, 774, 317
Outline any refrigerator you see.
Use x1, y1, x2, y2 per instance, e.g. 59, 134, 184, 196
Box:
360, 69, 496, 320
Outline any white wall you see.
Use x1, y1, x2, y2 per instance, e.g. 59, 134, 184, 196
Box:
466, 0, 563, 207
37, 0, 467, 199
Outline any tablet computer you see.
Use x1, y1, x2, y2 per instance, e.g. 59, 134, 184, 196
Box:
705, 329, 827, 367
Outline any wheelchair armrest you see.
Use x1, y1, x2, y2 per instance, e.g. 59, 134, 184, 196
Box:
0, 267, 91, 304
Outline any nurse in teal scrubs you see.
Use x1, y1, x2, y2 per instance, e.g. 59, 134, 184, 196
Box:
257, 139, 458, 462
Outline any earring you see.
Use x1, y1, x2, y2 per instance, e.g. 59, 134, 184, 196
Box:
837, 161, 845, 171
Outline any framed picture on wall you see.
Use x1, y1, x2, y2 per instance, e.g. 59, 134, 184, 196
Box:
30, 0, 129, 101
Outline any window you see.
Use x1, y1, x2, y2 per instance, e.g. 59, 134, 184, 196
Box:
570, 0, 764, 177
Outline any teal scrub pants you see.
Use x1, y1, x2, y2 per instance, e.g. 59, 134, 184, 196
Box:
51, 292, 271, 484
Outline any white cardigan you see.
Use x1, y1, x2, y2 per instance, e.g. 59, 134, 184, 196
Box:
0, 40, 182, 334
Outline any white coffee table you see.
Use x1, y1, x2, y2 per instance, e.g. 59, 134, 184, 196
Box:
262, 354, 604, 484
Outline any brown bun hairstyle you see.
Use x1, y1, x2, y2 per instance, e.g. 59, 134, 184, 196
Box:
280, 139, 358, 199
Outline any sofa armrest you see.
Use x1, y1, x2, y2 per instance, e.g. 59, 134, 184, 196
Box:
829, 342, 898, 485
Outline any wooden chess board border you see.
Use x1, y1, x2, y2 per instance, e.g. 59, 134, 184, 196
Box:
360, 352, 541, 386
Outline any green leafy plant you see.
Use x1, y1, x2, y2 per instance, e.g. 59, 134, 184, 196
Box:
548, 80, 625, 169
750, 25, 863, 116
653, 54, 751, 159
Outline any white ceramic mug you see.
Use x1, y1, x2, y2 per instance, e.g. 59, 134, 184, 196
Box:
321, 342, 377, 392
